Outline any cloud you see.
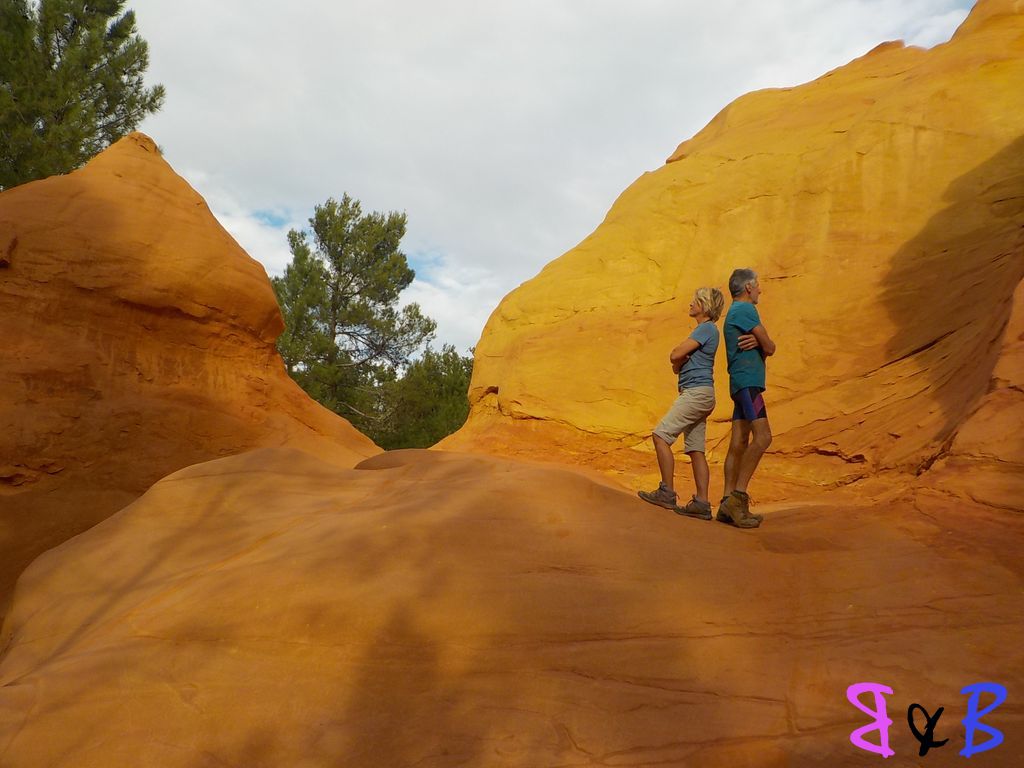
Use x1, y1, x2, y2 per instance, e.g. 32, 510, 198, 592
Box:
178, 169, 302, 276
135, 0, 973, 352
400, 255, 505, 353
904, 9, 976, 46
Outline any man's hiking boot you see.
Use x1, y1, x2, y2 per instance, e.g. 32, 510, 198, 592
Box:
716, 491, 761, 528
716, 493, 764, 523
638, 482, 678, 511
676, 495, 712, 520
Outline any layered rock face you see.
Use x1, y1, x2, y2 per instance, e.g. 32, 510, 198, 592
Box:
1, 448, 1021, 767
444, 0, 1024, 509
0, 134, 379, 614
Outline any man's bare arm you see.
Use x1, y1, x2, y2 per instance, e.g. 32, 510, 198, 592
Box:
738, 324, 776, 356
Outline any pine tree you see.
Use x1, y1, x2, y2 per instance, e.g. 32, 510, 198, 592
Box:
372, 344, 474, 449
272, 195, 437, 433
0, 0, 165, 189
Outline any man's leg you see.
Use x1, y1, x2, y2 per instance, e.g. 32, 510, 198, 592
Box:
718, 387, 765, 527
686, 450, 710, 502
734, 417, 772, 493
653, 433, 675, 491
718, 422, 761, 528
723, 419, 751, 497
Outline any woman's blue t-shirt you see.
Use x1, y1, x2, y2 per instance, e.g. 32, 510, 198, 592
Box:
677, 321, 718, 390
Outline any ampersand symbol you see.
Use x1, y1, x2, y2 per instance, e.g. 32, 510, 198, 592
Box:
907, 703, 949, 757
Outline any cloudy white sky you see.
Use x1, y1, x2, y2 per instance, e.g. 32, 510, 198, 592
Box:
134, 0, 974, 354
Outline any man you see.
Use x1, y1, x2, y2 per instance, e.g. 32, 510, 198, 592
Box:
638, 287, 725, 519
718, 268, 775, 528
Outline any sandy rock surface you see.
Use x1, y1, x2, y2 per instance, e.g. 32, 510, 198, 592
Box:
0, 447, 1021, 767
0, 134, 379, 616
444, 0, 1024, 508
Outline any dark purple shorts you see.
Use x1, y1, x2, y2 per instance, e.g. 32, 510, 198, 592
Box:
731, 387, 767, 421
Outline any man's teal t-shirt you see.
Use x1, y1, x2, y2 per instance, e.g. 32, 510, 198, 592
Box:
677, 321, 718, 390
724, 301, 766, 394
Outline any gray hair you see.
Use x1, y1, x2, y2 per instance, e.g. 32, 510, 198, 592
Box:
728, 268, 758, 298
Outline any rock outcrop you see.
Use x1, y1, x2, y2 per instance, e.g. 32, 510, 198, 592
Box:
0, 134, 379, 615
1, 448, 1021, 767
443, 0, 1024, 510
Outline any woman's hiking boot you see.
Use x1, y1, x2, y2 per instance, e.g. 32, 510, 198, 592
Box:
676, 495, 712, 520
638, 482, 678, 511
716, 490, 761, 528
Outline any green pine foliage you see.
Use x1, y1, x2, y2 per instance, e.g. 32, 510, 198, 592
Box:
0, 0, 165, 189
372, 344, 474, 450
272, 195, 442, 442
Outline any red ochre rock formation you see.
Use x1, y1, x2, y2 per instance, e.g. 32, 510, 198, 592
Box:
442, 0, 1024, 511
0, 448, 1021, 767
0, 133, 379, 615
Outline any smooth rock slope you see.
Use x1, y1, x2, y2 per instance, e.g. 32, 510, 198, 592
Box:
1, 448, 1020, 767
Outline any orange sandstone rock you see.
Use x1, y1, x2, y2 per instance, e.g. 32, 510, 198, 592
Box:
0, 448, 1021, 767
443, 0, 1024, 507
0, 134, 379, 616
921, 274, 1024, 508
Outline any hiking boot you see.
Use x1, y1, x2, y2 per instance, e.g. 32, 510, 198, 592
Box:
676, 495, 712, 520
735, 490, 765, 523
638, 482, 678, 511
716, 491, 761, 528
716, 494, 763, 524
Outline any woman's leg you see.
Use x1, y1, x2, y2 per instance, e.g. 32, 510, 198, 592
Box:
653, 433, 675, 490
687, 450, 709, 502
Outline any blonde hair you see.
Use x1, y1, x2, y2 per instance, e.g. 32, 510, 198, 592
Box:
693, 286, 725, 322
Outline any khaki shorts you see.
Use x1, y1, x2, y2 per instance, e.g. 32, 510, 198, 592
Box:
652, 386, 716, 453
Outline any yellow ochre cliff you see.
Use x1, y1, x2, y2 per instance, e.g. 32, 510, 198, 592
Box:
443, 0, 1024, 510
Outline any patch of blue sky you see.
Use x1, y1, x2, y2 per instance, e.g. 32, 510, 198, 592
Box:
406, 249, 446, 282
252, 208, 292, 229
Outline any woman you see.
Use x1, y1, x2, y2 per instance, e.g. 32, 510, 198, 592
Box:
638, 286, 725, 519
